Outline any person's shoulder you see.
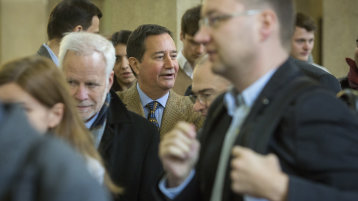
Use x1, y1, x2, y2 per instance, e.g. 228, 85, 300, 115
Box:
294, 59, 327, 75
169, 90, 192, 105
20, 135, 111, 201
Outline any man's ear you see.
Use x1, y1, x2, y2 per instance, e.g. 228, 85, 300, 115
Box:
129, 57, 140, 76
259, 10, 276, 42
48, 103, 64, 129
72, 25, 83, 32
107, 71, 114, 91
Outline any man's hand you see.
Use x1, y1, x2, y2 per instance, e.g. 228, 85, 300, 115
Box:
230, 146, 288, 201
159, 121, 200, 187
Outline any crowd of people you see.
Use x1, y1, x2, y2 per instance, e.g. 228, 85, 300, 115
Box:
1, 0, 358, 201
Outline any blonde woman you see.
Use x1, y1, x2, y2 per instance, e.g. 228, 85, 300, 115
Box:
0, 55, 121, 194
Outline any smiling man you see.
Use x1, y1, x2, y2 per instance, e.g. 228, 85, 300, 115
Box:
117, 24, 203, 137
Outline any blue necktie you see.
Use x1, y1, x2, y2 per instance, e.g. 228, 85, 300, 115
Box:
146, 101, 160, 129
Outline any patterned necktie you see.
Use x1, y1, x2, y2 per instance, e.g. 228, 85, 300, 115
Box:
146, 101, 160, 129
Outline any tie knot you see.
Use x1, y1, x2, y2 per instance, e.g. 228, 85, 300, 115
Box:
146, 101, 159, 111
237, 94, 246, 107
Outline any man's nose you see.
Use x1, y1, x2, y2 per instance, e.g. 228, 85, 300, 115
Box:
74, 85, 89, 101
194, 26, 210, 45
196, 43, 205, 54
303, 42, 311, 50
193, 99, 206, 113
121, 57, 130, 69
164, 54, 175, 68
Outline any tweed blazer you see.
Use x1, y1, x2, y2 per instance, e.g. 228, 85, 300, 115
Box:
117, 84, 203, 137
173, 68, 192, 96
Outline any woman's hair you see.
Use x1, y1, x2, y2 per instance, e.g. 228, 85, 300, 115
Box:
0, 55, 121, 193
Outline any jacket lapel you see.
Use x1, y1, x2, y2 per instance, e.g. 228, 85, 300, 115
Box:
237, 58, 302, 148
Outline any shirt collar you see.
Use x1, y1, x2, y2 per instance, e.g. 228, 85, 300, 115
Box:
177, 50, 194, 79
85, 112, 100, 129
42, 43, 59, 67
137, 83, 169, 108
224, 68, 277, 116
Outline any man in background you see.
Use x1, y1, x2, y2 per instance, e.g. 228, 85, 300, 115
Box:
290, 12, 341, 93
173, 5, 206, 95
37, 0, 101, 66
191, 55, 231, 117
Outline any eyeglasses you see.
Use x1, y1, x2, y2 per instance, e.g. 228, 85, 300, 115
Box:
199, 9, 261, 28
189, 92, 213, 104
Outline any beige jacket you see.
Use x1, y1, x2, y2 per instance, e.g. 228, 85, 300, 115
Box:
117, 85, 203, 138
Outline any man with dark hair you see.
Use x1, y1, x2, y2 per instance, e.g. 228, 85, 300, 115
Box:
110, 30, 136, 91
290, 12, 316, 62
290, 12, 341, 93
37, 0, 102, 66
173, 5, 206, 95
118, 24, 203, 137
158, 0, 358, 200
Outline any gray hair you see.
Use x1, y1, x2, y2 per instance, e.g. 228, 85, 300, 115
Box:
59, 32, 115, 76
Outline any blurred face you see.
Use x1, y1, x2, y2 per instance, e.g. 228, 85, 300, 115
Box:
192, 59, 231, 116
0, 83, 55, 133
131, 33, 179, 97
290, 27, 314, 61
181, 33, 206, 66
62, 51, 113, 122
195, 0, 259, 79
114, 44, 136, 87
85, 16, 100, 33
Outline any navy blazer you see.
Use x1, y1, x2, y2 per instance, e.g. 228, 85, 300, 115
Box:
99, 91, 162, 201
159, 58, 358, 201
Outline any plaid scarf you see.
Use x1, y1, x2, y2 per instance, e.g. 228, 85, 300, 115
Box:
90, 93, 111, 130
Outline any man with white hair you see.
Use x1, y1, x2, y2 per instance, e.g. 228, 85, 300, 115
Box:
59, 32, 162, 201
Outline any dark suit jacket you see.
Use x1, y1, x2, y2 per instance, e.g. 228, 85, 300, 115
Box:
159, 58, 358, 201
293, 58, 342, 93
36, 44, 52, 59
99, 91, 162, 201
0, 104, 111, 201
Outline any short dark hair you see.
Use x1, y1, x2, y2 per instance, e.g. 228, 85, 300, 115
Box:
47, 0, 102, 40
110, 30, 132, 46
181, 5, 201, 36
295, 12, 317, 32
127, 24, 173, 61
243, 0, 295, 50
